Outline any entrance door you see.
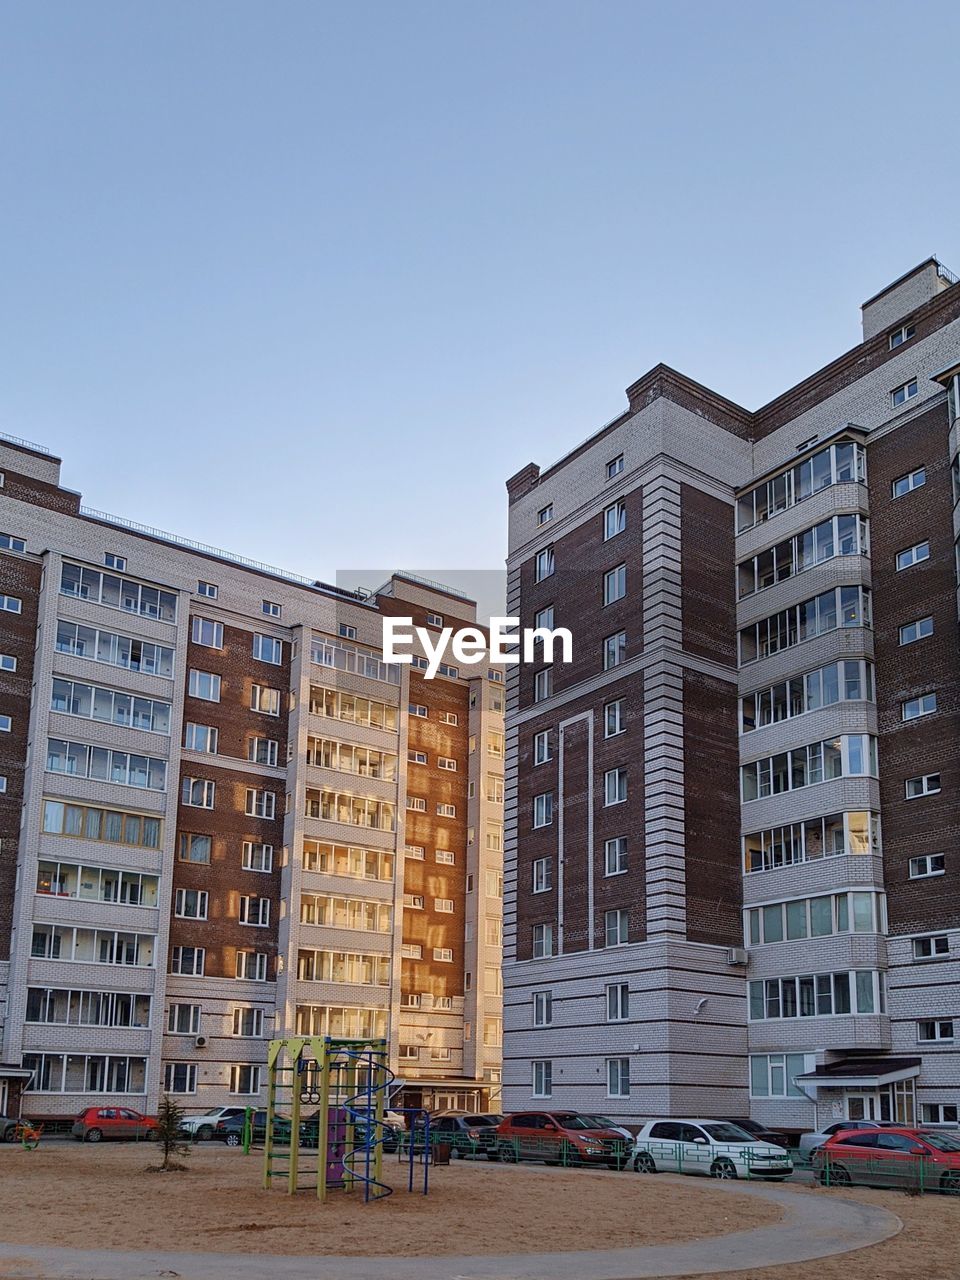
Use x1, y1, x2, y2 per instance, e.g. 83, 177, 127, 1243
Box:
846, 1093, 880, 1120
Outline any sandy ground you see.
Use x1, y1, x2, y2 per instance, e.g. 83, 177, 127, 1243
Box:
0, 1141, 779, 1256
685, 1180, 960, 1280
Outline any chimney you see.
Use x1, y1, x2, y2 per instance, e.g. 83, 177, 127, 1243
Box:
506, 462, 540, 505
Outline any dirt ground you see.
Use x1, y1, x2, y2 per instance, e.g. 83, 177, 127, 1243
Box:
685, 1179, 960, 1280
0, 1140, 778, 1256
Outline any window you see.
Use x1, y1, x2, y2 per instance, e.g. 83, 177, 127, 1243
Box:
0, 595, 22, 612
603, 631, 626, 670
191, 617, 222, 648
604, 500, 626, 540
532, 857, 552, 893
607, 1057, 630, 1097
51, 678, 172, 734
741, 734, 878, 801
164, 1063, 197, 1093
0, 653, 15, 670
408, 750, 427, 766
167, 1004, 201, 1034
604, 699, 624, 737
537, 504, 553, 526
603, 564, 626, 605
406, 796, 427, 815
893, 466, 925, 497
900, 617, 933, 645
913, 935, 949, 960
532, 1060, 553, 1097
170, 947, 205, 976
253, 634, 283, 665
239, 896, 270, 927
605, 909, 629, 946
197, 581, 218, 599
606, 454, 624, 479
740, 659, 874, 732
0, 533, 25, 553
746, 890, 883, 943
739, 585, 871, 665
0, 776, 6, 793
175, 889, 208, 920
233, 1008, 264, 1037
262, 600, 281, 618
46, 739, 167, 791
436, 802, 457, 819
42, 800, 162, 850
426, 612, 443, 627
338, 623, 357, 640
248, 737, 278, 767
737, 441, 867, 532
439, 710, 459, 724
229, 1065, 261, 1095
896, 541, 930, 570
438, 662, 459, 680
104, 553, 126, 571
184, 723, 218, 753
910, 853, 945, 879
178, 833, 211, 864
749, 1053, 809, 1098
534, 605, 554, 630
433, 947, 453, 962
245, 789, 276, 819
405, 893, 424, 910
902, 693, 937, 721
532, 924, 553, 958
533, 792, 554, 827
892, 378, 918, 407
922, 1104, 959, 1124
55, 621, 175, 679
409, 702, 427, 718
435, 849, 455, 865
0, 714, 11, 732
535, 546, 555, 582
918, 1020, 954, 1043
604, 768, 627, 806
251, 685, 282, 716
438, 756, 457, 771
181, 778, 215, 808
412, 656, 429, 671
748, 970, 883, 1019
906, 773, 941, 799
607, 981, 629, 1021
533, 730, 552, 764
59, 564, 177, 621
242, 842, 273, 872
533, 990, 552, 1026
236, 952, 268, 981
738, 514, 869, 597
401, 943, 422, 959
534, 668, 552, 701
889, 324, 916, 349
435, 898, 454, 914
605, 836, 628, 876
188, 669, 221, 702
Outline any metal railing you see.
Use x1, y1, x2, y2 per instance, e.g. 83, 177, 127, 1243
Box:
816, 1149, 960, 1196
0, 431, 52, 455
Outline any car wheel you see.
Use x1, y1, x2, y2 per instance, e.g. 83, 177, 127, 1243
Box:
940, 1172, 960, 1195
633, 1152, 657, 1174
710, 1158, 738, 1180
820, 1163, 851, 1186
197, 1125, 214, 1141
225, 1132, 242, 1148
144, 1129, 158, 1142
486, 1151, 500, 1161
86, 1128, 103, 1143
3, 1127, 17, 1144
498, 1143, 517, 1162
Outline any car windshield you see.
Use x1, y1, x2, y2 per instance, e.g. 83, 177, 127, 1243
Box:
465, 1115, 501, 1125
701, 1123, 757, 1142
920, 1132, 960, 1152
549, 1113, 595, 1130
581, 1115, 618, 1129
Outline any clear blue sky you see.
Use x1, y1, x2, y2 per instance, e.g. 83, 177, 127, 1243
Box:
2, 1, 958, 592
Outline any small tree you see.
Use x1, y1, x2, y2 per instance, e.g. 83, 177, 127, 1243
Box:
155, 1094, 189, 1172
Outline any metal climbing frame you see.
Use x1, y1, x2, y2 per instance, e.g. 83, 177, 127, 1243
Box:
263, 1035, 429, 1203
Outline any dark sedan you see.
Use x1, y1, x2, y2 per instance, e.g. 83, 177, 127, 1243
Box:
431, 1113, 504, 1157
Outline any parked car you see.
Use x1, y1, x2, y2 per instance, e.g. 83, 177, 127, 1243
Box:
179, 1106, 249, 1141
299, 1109, 402, 1152
0, 1115, 19, 1142
581, 1114, 635, 1146
719, 1117, 790, 1149
430, 1113, 504, 1157
797, 1119, 896, 1160
496, 1111, 631, 1169
214, 1109, 292, 1147
631, 1119, 793, 1180
72, 1107, 158, 1143
813, 1126, 960, 1192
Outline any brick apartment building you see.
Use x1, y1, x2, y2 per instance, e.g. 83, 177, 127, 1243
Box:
0, 446, 503, 1120
503, 257, 960, 1134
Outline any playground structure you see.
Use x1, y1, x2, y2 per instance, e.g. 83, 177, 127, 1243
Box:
262, 1036, 433, 1202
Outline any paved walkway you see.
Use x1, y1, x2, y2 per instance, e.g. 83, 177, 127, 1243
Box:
0, 1176, 901, 1280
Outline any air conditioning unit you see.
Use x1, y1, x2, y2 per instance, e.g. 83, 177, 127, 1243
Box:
195, 1035, 207, 1048
726, 947, 748, 966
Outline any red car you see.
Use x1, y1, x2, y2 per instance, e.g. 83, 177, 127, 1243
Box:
814, 1126, 960, 1193
495, 1111, 630, 1169
72, 1106, 158, 1143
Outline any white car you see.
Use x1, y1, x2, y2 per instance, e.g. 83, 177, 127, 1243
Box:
632, 1119, 793, 1180
180, 1106, 249, 1141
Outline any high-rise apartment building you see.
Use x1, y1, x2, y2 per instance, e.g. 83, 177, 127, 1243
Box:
0, 445, 502, 1119
503, 257, 960, 1133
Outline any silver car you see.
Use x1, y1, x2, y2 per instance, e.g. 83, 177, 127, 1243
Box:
797, 1119, 895, 1160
